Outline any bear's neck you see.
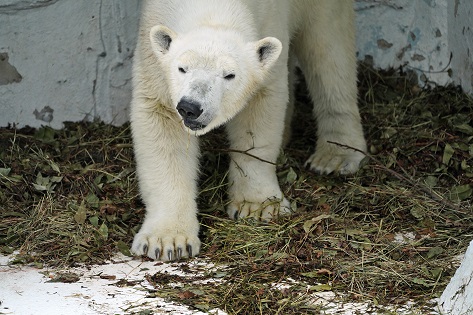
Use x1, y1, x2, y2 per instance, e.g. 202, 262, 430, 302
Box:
175, 0, 257, 41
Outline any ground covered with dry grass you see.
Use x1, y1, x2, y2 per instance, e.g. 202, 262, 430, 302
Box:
1, 64, 473, 314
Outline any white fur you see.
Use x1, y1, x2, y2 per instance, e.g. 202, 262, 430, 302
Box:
130, 0, 366, 261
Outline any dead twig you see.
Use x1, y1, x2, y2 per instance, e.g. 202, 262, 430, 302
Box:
205, 147, 277, 165
327, 140, 467, 214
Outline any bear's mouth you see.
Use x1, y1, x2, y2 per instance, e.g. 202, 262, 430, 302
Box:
183, 120, 207, 131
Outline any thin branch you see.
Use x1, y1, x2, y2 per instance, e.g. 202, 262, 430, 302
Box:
205, 147, 276, 165
327, 141, 468, 214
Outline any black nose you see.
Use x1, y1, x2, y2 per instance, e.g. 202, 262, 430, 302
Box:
176, 100, 203, 121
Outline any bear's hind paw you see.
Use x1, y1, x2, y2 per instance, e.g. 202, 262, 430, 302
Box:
306, 145, 365, 175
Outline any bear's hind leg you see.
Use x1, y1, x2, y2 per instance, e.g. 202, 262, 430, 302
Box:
295, 1, 366, 175
282, 54, 297, 147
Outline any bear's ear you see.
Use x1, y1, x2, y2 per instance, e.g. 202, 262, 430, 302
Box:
253, 37, 282, 70
149, 25, 178, 55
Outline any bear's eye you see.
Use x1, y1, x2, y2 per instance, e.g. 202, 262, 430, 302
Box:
178, 67, 186, 74
224, 73, 235, 80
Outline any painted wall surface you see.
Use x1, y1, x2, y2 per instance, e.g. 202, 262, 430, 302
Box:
0, 0, 472, 128
356, 0, 472, 92
356, 0, 450, 86
448, 0, 473, 93
439, 239, 473, 314
0, 0, 141, 129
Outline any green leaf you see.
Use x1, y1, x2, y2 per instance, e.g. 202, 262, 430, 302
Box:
86, 193, 100, 208
190, 289, 206, 296
50, 161, 61, 173
0, 168, 11, 176
442, 143, 455, 165
412, 277, 431, 287
449, 184, 473, 201
461, 160, 469, 170
424, 176, 438, 188
98, 223, 108, 240
427, 247, 444, 259
345, 228, 365, 237
431, 268, 443, 279
89, 216, 99, 227
212, 271, 228, 278
381, 127, 397, 139
454, 123, 473, 135
303, 214, 332, 234
74, 201, 87, 224
410, 207, 425, 220
270, 252, 289, 260
94, 174, 104, 186
285, 167, 297, 184
194, 304, 210, 312
36, 172, 47, 185
301, 271, 320, 278
50, 176, 63, 183
308, 284, 332, 292
303, 221, 315, 234
116, 240, 133, 257
33, 183, 48, 191
34, 126, 56, 143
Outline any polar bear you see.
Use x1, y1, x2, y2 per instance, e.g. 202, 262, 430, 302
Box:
130, 0, 366, 261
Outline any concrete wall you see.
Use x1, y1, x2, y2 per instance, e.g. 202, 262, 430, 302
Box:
0, 0, 141, 129
356, 0, 472, 91
439, 240, 473, 314
0, 0, 472, 128
356, 0, 450, 86
449, 0, 473, 93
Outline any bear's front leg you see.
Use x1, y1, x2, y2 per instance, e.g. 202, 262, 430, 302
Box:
130, 104, 201, 261
226, 86, 292, 221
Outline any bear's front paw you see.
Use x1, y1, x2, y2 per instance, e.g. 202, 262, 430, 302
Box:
131, 227, 201, 261
306, 142, 365, 175
227, 197, 292, 221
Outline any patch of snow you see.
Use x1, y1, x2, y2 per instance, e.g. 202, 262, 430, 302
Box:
393, 232, 416, 244
0, 252, 442, 315
0, 253, 226, 315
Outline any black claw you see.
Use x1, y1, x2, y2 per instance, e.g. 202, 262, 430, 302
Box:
167, 250, 173, 261
143, 244, 148, 255
155, 248, 161, 260
177, 247, 182, 260
187, 245, 193, 257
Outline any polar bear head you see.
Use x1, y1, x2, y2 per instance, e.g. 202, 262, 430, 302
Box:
149, 25, 282, 135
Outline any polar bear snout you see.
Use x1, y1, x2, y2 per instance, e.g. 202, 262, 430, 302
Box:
176, 99, 207, 131
177, 99, 203, 120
